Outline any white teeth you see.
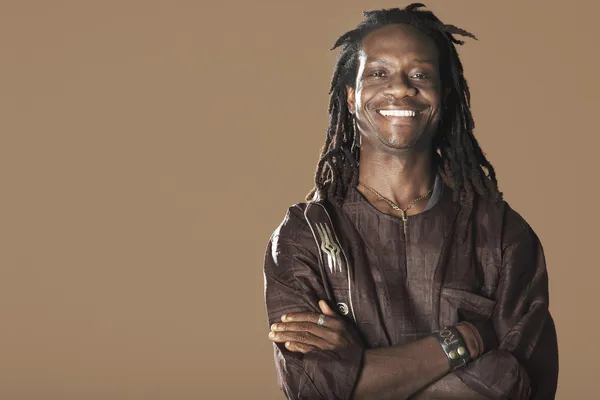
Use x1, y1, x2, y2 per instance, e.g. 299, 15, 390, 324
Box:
378, 109, 417, 117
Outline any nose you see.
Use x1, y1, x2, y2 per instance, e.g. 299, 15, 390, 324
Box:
383, 73, 417, 98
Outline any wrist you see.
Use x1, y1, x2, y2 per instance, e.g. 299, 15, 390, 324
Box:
466, 320, 498, 354
456, 322, 482, 358
431, 326, 472, 371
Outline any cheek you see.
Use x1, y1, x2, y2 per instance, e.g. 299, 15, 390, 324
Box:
355, 85, 376, 111
421, 92, 443, 126
429, 103, 443, 124
424, 91, 443, 114
420, 79, 442, 103
354, 89, 365, 111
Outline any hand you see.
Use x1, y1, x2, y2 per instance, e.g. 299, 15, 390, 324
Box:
268, 300, 363, 354
461, 319, 498, 357
455, 322, 483, 358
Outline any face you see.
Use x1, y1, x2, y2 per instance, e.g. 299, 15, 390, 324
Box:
346, 24, 446, 152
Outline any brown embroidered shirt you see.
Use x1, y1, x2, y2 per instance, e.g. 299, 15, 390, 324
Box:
263, 182, 558, 399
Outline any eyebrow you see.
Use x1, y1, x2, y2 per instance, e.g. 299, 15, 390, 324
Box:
367, 57, 436, 65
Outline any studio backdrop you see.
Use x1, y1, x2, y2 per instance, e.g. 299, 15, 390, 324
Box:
1, 1, 598, 399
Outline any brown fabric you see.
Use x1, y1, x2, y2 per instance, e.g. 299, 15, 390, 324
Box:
263, 182, 558, 400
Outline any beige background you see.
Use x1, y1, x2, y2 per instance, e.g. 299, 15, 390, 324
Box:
1, 1, 598, 399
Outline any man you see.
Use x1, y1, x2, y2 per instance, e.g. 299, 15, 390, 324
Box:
263, 4, 558, 399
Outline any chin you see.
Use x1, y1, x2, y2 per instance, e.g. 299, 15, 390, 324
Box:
377, 127, 422, 147
376, 134, 416, 150
377, 125, 438, 152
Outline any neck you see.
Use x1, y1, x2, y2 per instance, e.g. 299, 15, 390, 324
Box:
357, 146, 436, 208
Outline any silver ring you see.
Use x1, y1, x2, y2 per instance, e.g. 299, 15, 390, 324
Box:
317, 314, 326, 326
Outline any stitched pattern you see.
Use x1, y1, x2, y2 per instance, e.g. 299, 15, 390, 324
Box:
315, 222, 343, 274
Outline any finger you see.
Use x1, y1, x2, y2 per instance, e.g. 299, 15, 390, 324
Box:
281, 312, 320, 322
319, 300, 337, 317
281, 312, 343, 330
271, 321, 338, 343
269, 330, 332, 350
284, 341, 319, 354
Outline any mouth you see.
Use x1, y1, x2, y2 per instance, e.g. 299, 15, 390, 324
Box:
375, 108, 426, 123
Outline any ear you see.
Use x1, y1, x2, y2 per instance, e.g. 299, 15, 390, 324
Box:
346, 85, 356, 114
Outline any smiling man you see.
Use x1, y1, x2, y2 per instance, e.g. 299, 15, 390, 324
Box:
263, 4, 558, 400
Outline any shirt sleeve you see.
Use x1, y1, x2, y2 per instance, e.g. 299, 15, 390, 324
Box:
454, 209, 559, 399
263, 205, 364, 400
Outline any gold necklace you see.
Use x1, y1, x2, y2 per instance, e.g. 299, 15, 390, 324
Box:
358, 181, 434, 234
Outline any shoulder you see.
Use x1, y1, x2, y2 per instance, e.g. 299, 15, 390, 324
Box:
473, 195, 535, 249
264, 202, 320, 269
499, 201, 534, 248
269, 202, 312, 244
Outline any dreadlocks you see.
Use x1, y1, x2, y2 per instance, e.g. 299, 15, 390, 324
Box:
306, 3, 503, 241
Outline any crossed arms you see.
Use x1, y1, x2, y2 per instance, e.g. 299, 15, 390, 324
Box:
263, 208, 558, 399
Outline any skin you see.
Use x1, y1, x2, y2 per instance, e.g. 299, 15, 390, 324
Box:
347, 24, 444, 153
269, 299, 483, 399
268, 300, 363, 354
269, 300, 476, 357
269, 22, 452, 351
269, 24, 490, 399
348, 23, 450, 218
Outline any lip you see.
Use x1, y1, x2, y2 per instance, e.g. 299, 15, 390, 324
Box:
375, 108, 425, 124
376, 107, 424, 112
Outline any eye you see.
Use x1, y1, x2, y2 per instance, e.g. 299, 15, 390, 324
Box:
369, 70, 387, 78
411, 72, 428, 79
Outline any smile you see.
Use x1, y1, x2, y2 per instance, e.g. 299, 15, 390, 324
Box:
377, 109, 419, 117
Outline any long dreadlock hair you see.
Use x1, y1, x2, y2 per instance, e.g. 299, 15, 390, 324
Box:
306, 3, 503, 241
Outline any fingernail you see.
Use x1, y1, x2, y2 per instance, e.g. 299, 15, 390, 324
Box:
285, 341, 291, 347
281, 314, 287, 321
269, 331, 275, 338
271, 324, 278, 331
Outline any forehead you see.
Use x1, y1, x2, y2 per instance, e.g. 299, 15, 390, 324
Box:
359, 23, 439, 62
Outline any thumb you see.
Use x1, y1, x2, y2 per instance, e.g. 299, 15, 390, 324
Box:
319, 300, 337, 317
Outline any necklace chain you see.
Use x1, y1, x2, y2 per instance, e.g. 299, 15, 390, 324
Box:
358, 181, 434, 234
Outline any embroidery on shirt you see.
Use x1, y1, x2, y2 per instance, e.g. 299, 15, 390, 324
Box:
304, 202, 357, 324
315, 222, 343, 274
